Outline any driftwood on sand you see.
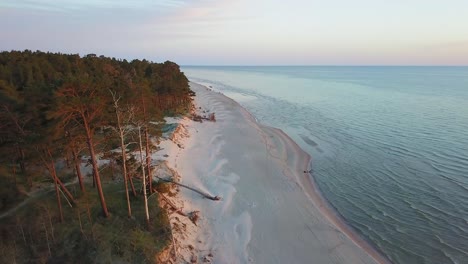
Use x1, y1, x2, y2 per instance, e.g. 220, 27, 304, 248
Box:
157, 177, 221, 201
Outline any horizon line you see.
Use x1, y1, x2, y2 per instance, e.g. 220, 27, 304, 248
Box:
181, 64, 468, 67
2, 49, 467, 67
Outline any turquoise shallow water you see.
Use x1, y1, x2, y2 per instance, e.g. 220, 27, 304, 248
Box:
182, 66, 468, 264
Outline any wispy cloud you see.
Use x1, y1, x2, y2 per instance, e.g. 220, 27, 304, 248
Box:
138, 0, 252, 40
1, 0, 467, 65
0, 0, 187, 12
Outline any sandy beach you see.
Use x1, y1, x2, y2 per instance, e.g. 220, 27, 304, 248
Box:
156, 82, 389, 264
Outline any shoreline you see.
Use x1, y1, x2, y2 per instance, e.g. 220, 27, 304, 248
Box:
225, 90, 391, 264
159, 82, 390, 263
263, 126, 391, 264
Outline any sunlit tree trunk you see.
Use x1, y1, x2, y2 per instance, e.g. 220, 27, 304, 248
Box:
145, 127, 152, 193
110, 90, 132, 217
141, 93, 153, 194
53, 168, 64, 223
83, 117, 109, 218
71, 145, 85, 192
129, 174, 137, 197
138, 126, 150, 226
119, 129, 132, 217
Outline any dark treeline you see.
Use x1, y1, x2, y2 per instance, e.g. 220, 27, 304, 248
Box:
0, 50, 192, 262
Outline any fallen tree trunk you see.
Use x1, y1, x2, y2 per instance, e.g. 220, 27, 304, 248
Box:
156, 177, 221, 201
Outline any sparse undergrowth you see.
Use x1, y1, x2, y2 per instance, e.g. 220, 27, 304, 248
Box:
0, 181, 171, 264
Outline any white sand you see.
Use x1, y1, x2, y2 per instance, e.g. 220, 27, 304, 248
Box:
157, 82, 387, 264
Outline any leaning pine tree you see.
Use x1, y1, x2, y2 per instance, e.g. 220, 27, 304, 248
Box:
49, 80, 110, 217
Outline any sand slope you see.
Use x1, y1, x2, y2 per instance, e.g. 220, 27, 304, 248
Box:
161, 82, 384, 264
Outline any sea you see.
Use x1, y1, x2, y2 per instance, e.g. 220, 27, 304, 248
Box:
181, 66, 468, 264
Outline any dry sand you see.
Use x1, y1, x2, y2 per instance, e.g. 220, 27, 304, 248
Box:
156, 82, 389, 264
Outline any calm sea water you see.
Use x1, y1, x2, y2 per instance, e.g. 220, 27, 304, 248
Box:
182, 66, 468, 264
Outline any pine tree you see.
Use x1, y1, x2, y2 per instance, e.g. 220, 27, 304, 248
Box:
50, 80, 110, 217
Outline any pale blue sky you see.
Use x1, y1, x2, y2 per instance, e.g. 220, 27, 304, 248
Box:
1, 0, 467, 65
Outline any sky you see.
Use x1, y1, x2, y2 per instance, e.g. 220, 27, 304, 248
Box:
1, 0, 467, 65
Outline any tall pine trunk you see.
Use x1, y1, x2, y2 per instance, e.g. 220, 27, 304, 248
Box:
53, 166, 64, 223
83, 118, 109, 218
71, 146, 85, 192
120, 133, 132, 217
129, 174, 137, 197
138, 127, 150, 227
113, 97, 132, 217
140, 94, 152, 193
145, 127, 152, 194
